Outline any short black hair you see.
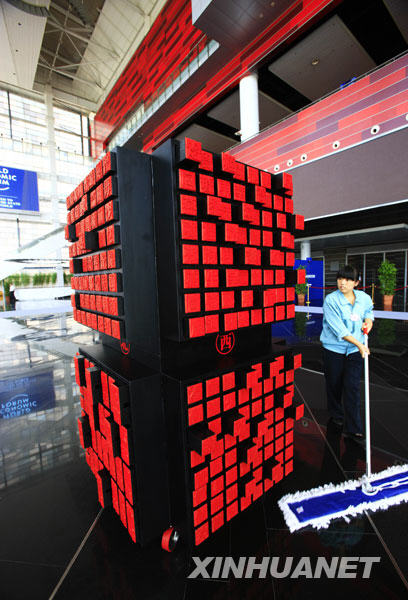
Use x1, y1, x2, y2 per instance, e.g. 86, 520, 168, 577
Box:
337, 264, 360, 282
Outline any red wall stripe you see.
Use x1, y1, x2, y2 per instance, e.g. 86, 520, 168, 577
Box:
230, 54, 408, 173
93, 0, 339, 156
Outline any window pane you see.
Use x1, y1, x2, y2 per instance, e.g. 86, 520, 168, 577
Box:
0, 113, 11, 137
0, 90, 8, 115
9, 93, 45, 125
11, 119, 48, 144
385, 251, 405, 311
347, 254, 364, 285
54, 130, 82, 153
54, 106, 81, 135
365, 253, 383, 310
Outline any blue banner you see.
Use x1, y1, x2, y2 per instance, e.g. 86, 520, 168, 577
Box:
0, 165, 39, 212
294, 258, 324, 305
0, 370, 55, 419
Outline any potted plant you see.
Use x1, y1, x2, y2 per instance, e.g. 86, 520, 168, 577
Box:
378, 260, 397, 311
295, 267, 307, 305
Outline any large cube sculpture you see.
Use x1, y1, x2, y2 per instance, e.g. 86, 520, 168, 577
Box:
67, 138, 305, 548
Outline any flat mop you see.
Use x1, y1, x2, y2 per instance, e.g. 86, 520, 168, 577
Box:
279, 326, 408, 532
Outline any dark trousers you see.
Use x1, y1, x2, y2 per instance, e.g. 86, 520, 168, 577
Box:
322, 348, 364, 435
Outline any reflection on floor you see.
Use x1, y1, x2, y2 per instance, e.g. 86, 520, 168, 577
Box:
0, 311, 407, 599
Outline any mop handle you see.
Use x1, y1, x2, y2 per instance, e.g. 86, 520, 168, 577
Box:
362, 324, 371, 479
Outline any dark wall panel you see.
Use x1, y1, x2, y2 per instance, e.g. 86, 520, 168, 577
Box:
291, 128, 408, 220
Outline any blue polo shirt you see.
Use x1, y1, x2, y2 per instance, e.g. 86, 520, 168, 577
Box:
320, 289, 374, 355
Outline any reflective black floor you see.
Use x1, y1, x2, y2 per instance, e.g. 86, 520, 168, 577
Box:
1, 310, 408, 600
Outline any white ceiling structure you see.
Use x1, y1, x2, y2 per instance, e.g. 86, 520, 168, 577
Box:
268, 15, 376, 101
0, 0, 49, 90
0, 0, 166, 113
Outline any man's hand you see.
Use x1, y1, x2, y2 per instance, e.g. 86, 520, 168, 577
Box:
362, 318, 373, 334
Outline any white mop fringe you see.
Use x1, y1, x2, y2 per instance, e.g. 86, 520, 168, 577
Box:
278, 463, 408, 533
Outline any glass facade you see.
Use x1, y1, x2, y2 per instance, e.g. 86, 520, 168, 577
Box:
348, 250, 407, 311
0, 88, 95, 259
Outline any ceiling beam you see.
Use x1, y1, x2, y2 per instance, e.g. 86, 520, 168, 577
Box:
41, 47, 112, 71
46, 19, 119, 58
258, 65, 310, 112
49, 1, 93, 30
38, 62, 102, 88
194, 114, 239, 141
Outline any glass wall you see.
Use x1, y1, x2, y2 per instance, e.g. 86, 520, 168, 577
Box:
0, 88, 95, 257
348, 250, 407, 311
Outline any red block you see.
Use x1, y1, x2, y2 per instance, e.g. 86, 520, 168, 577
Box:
180, 194, 197, 215
233, 183, 245, 201
276, 213, 287, 229
260, 170, 271, 188
189, 404, 204, 426
221, 291, 235, 309
202, 245, 218, 264
181, 219, 198, 240
226, 269, 248, 287
195, 522, 209, 545
184, 293, 201, 313
237, 311, 250, 328
204, 269, 219, 288
262, 231, 273, 247
201, 222, 217, 242
126, 501, 136, 542
241, 290, 253, 308
183, 269, 200, 288
182, 244, 199, 264
189, 317, 206, 338
224, 312, 238, 331
199, 174, 214, 195
187, 382, 202, 404
247, 166, 259, 184
251, 309, 263, 325
297, 268, 306, 284
220, 247, 233, 264
217, 179, 231, 198
295, 214, 305, 230
179, 169, 196, 191
262, 211, 273, 228
205, 292, 219, 311
251, 269, 262, 285
274, 195, 283, 211
205, 314, 219, 334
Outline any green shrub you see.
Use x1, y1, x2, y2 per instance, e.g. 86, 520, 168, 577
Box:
3, 280, 10, 295
51, 272, 57, 284
45, 273, 51, 284
295, 266, 308, 295
8, 273, 21, 286
21, 273, 31, 286
63, 271, 72, 285
378, 260, 397, 296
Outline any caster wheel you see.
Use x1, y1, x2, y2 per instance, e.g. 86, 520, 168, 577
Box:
161, 527, 179, 552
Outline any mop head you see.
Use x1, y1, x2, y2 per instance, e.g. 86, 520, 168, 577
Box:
278, 464, 408, 532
